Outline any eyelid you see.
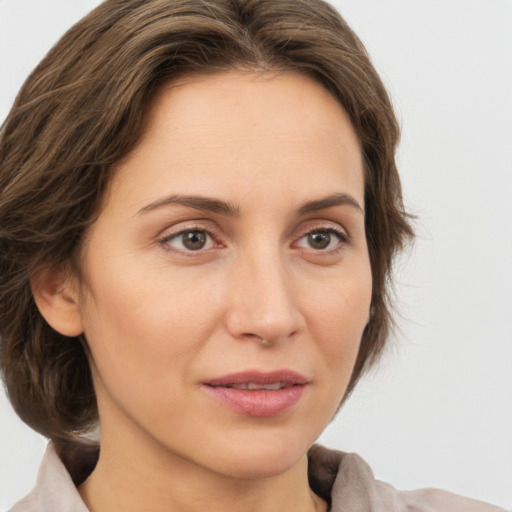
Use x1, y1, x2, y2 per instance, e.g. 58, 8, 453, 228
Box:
155, 218, 350, 254
157, 221, 225, 254
291, 222, 350, 253
293, 220, 349, 241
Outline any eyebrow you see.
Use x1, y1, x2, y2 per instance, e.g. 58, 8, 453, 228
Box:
298, 193, 364, 216
137, 192, 363, 217
138, 194, 240, 216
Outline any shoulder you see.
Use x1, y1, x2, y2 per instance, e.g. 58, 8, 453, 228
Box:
307, 444, 508, 512
397, 487, 508, 512
8, 442, 93, 512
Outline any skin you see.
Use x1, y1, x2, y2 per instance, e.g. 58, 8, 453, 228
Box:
36, 71, 372, 512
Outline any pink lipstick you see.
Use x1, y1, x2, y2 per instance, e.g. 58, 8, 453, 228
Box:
203, 370, 307, 417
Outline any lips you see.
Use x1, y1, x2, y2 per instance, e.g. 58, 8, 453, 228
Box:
203, 370, 308, 417
222, 382, 290, 390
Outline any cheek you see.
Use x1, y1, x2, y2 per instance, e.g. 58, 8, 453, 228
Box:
304, 264, 372, 384
77, 259, 221, 398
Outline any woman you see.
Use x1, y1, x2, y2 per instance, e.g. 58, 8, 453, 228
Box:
0, 1, 507, 511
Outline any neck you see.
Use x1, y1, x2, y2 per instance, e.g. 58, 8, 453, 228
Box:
78, 426, 326, 512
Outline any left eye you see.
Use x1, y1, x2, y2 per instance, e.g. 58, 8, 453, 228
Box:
162, 229, 215, 251
295, 229, 345, 250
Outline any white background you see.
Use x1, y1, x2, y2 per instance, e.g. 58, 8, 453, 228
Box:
1, 1, 511, 510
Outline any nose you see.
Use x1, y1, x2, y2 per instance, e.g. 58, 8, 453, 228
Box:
225, 249, 303, 345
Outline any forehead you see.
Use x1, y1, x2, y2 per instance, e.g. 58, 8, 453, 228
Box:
106, 70, 364, 212
143, 70, 360, 153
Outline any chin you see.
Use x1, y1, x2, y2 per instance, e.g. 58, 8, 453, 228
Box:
203, 431, 313, 480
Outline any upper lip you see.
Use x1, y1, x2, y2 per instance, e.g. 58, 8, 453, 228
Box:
204, 370, 308, 387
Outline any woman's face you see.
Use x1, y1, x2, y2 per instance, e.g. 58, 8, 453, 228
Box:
76, 71, 371, 478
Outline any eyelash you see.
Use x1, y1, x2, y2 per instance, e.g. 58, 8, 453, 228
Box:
159, 226, 221, 255
158, 224, 349, 255
293, 226, 349, 252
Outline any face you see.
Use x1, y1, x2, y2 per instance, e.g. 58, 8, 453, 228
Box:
75, 71, 372, 479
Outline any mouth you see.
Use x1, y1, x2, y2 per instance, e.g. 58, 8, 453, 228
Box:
202, 370, 308, 417
215, 382, 294, 390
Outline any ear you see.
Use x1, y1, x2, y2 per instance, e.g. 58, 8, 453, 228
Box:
31, 265, 84, 337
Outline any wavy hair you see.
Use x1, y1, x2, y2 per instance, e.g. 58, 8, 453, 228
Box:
0, 0, 413, 445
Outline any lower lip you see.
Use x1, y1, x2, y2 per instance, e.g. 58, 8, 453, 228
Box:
203, 385, 306, 417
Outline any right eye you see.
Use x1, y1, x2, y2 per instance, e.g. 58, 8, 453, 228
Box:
161, 229, 215, 252
294, 228, 348, 252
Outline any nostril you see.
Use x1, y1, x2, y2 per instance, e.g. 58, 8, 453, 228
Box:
242, 333, 270, 345
241, 330, 297, 346
225, 278, 303, 344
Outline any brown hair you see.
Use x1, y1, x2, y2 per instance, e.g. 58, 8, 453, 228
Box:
0, 0, 413, 444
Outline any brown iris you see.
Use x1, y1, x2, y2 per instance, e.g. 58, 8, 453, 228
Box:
182, 230, 208, 250
307, 231, 332, 249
